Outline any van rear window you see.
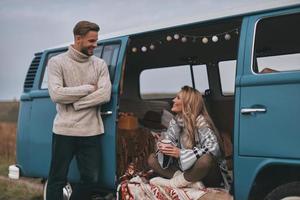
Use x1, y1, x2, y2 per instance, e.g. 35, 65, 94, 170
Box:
139, 64, 208, 99
219, 60, 236, 96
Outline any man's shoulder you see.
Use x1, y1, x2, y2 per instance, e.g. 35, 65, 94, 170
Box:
91, 56, 107, 67
48, 52, 68, 64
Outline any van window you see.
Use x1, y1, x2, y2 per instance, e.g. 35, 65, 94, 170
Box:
253, 13, 300, 73
41, 51, 64, 89
101, 44, 120, 82
257, 53, 300, 73
219, 60, 236, 95
140, 64, 208, 99
192, 64, 209, 93
94, 45, 103, 58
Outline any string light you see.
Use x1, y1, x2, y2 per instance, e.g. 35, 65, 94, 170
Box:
130, 28, 239, 53
174, 34, 180, 40
202, 37, 208, 44
149, 44, 155, 50
224, 33, 231, 40
141, 46, 147, 52
212, 35, 218, 42
132, 47, 137, 53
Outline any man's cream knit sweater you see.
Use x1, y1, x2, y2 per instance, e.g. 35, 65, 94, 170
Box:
47, 45, 112, 136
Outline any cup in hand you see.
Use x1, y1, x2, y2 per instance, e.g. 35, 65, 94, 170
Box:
159, 139, 172, 168
160, 139, 172, 149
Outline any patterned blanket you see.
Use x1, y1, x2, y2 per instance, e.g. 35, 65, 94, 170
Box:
117, 176, 232, 200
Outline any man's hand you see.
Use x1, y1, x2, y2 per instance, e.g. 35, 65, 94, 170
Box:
92, 84, 98, 92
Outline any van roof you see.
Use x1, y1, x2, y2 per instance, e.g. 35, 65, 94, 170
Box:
47, 1, 300, 50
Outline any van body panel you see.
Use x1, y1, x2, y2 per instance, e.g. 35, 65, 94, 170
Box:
16, 101, 32, 174
234, 156, 300, 199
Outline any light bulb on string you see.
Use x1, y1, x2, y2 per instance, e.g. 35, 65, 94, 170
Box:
174, 34, 180, 40
202, 37, 208, 44
132, 47, 137, 53
166, 36, 172, 41
212, 35, 218, 42
149, 44, 155, 50
141, 46, 147, 52
181, 37, 187, 43
224, 33, 231, 40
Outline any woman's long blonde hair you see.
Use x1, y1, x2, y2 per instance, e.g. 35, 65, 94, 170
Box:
179, 86, 223, 153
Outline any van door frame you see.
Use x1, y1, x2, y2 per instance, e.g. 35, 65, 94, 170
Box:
96, 36, 129, 190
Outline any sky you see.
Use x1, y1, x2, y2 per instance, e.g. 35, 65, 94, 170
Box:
0, 0, 299, 100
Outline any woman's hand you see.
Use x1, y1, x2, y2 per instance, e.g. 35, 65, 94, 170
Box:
151, 131, 161, 140
158, 144, 180, 158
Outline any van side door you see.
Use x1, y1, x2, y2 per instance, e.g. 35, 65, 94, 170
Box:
235, 8, 300, 199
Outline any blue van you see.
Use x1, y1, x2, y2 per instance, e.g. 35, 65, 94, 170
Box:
16, 2, 300, 199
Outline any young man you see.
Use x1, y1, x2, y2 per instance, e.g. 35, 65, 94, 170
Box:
46, 21, 111, 200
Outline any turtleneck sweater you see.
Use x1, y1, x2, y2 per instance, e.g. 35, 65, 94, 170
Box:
47, 45, 111, 136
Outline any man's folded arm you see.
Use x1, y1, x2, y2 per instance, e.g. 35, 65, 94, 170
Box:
73, 62, 112, 111
48, 59, 94, 104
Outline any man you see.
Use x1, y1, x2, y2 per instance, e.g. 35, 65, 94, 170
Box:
46, 21, 111, 200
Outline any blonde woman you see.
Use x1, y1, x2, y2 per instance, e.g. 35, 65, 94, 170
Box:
148, 86, 231, 190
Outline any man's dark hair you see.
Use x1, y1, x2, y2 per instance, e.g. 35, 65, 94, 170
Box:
73, 21, 100, 36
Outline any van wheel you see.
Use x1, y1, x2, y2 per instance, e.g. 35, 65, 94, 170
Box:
264, 182, 300, 200
43, 179, 72, 200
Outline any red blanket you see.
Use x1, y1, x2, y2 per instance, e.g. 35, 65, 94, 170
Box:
117, 176, 232, 200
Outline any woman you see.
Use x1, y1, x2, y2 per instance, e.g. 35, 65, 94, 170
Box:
148, 86, 231, 190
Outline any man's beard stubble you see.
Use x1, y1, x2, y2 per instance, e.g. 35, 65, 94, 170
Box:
80, 47, 93, 57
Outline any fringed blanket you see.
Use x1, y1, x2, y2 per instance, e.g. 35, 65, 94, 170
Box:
117, 176, 232, 200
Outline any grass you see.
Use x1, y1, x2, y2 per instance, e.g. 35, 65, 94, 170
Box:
0, 179, 43, 200
0, 121, 43, 200
0, 122, 16, 161
0, 158, 15, 177
0, 122, 17, 177
0, 101, 19, 122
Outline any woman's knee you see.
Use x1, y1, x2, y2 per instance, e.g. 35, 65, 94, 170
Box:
184, 153, 217, 182
196, 153, 215, 170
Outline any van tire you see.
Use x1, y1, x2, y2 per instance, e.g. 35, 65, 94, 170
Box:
264, 181, 300, 200
43, 179, 72, 200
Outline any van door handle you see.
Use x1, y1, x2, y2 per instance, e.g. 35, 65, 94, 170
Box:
20, 93, 32, 101
101, 111, 113, 115
241, 108, 266, 114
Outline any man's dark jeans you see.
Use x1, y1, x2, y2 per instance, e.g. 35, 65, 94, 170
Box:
46, 133, 102, 200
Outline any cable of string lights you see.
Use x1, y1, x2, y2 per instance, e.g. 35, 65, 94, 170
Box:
131, 28, 239, 53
